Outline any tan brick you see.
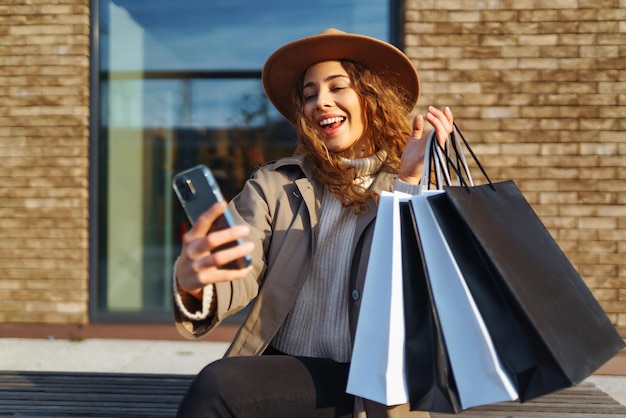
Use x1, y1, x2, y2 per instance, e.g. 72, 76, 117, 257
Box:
519, 10, 559, 22
599, 301, 626, 315
597, 58, 626, 70
540, 215, 578, 229
599, 106, 626, 118
562, 78, 600, 93
463, 47, 500, 59
596, 276, 626, 290
586, 167, 619, 179
0, 268, 86, 280
502, 118, 540, 131
597, 205, 626, 217
579, 94, 619, 106
492, 0, 535, 9
538, 21, 579, 34
557, 179, 600, 192
598, 7, 626, 19
558, 34, 597, 45
557, 106, 599, 118
559, 228, 598, 241
558, 9, 598, 21
501, 143, 541, 155
590, 288, 619, 301
599, 81, 626, 94
598, 33, 626, 45
574, 252, 601, 265
10, 24, 75, 36
597, 181, 626, 195
579, 216, 620, 230
461, 93, 500, 106
498, 95, 535, 107
416, 10, 448, 23
580, 69, 619, 82
534, 204, 558, 217
598, 131, 626, 142
581, 45, 620, 58
404, 23, 436, 36
501, 46, 541, 58
446, 10, 478, 21
579, 143, 618, 155
480, 10, 518, 22
535, 0, 578, 8
480, 34, 517, 47
538, 190, 578, 204
519, 34, 559, 45
581, 22, 620, 35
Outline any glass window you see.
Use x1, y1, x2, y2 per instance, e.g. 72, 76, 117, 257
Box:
94, 0, 393, 320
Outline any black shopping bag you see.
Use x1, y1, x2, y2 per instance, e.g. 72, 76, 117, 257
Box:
426, 126, 625, 402
399, 201, 462, 413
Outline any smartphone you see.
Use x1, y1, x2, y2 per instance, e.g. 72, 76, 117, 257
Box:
172, 165, 252, 270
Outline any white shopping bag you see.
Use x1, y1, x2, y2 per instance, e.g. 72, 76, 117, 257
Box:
346, 191, 410, 406
410, 191, 518, 410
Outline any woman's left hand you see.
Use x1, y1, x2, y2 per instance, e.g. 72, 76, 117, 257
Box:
398, 106, 454, 185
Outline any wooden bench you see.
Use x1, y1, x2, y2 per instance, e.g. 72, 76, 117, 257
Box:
0, 371, 192, 417
433, 383, 626, 417
0, 371, 625, 417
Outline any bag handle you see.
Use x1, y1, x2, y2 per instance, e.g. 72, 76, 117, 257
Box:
419, 131, 447, 193
421, 123, 495, 192
419, 128, 465, 192
448, 122, 494, 190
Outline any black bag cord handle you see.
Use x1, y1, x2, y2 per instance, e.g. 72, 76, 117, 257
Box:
421, 128, 465, 192
431, 122, 495, 192
452, 122, 493, 187
444, 125, 473, 187
420, 131, 446, 192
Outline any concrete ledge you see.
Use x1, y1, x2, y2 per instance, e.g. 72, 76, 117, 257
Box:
0, 323, 239, 342
595, 349, 626, 376
1, 324, 624, 376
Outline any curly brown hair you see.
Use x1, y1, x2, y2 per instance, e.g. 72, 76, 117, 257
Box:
292, 60, 414, 212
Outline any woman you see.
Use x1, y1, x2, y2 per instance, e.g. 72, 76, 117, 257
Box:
173, 29, 454, 418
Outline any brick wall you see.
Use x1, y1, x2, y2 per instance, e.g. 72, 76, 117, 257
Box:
0, 0, 90, 324
0, 0, 624, 339
405, 0, 626, 337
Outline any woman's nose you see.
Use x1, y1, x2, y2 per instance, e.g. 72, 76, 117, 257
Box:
315, 90, 332, 108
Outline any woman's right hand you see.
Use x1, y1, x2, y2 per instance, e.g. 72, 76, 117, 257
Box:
175, 201, 254, 300
398, 106, 454, 185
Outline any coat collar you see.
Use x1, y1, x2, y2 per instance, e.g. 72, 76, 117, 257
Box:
268, 154, 397, 243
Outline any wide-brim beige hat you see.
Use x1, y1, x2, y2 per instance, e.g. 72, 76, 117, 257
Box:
262, 28, 420, 125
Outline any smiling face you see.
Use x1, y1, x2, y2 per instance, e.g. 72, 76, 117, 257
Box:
301, 60, 372, 159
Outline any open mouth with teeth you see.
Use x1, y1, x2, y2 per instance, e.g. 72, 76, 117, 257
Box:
319, 116, 346, 133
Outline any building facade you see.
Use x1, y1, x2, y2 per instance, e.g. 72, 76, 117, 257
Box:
0, 0, 624, 338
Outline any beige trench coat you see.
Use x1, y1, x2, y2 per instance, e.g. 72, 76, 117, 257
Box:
174, 155, 429, 418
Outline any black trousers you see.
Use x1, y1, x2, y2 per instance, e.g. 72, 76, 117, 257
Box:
176, 348, 355, 418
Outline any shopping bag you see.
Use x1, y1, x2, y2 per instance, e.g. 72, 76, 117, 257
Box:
400, 199, 461, 413
426, 125, 626, 402
406, 191, 518, 411
346, 191, 410, 406
429, 181, 625, 401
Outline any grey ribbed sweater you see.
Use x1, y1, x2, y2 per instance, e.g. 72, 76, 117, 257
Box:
271, 153, 385, 362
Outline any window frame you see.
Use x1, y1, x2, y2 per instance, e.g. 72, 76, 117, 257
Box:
88, 0, 405, 323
